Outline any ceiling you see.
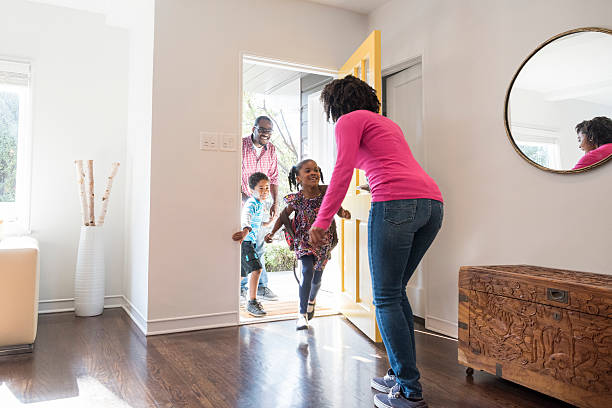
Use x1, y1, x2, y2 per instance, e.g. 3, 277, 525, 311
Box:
33, 0, 390, 18
513, 32, 612, 106
303, 0, 390, 15
243, 63, 303, 95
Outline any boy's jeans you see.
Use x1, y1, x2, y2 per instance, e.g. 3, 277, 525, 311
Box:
240, 227, 268, 289
368, 198, 443, 399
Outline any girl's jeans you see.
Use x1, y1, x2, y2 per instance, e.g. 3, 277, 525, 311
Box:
298, 255, 323, 315
368, 198, 443, 399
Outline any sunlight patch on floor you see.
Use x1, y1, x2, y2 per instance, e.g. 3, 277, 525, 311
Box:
0, 377, 132, 408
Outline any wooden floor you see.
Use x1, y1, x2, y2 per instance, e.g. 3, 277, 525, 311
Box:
0, 309, 574, 408
239, 299, 336, 322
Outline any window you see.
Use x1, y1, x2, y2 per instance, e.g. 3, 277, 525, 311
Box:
516, 141, 560, 169
511, 124, 561, 170
0, 59, 31, 230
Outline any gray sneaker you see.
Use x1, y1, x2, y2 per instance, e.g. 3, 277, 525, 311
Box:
240, 286, 247, 299
257, 286, 279, 301
374, 384, 428, 408
371, 368, 397, 393
246, 300, 266, 317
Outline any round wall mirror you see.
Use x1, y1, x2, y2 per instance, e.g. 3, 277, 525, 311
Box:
505, 27, 612, 173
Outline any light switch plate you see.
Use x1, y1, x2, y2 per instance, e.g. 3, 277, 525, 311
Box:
219, 133, 237, 152
200, 132, 218, 151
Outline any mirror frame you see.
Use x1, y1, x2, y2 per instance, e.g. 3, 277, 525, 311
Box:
504, 27, 612, 174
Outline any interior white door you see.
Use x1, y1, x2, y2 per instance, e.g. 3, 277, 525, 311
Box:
385, 63, 426, 318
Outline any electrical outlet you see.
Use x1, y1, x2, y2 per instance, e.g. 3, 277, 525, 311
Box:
220, 133, 237, 152
200, 132, 218, 151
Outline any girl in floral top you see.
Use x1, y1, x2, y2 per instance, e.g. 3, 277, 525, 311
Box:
265, 159, 351, 330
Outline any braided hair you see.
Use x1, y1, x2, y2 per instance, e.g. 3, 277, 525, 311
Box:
288, 159, 325, 191
320, 75, 381, 123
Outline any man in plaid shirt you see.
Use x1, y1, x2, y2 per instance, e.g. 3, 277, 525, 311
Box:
240, 116, 279, 301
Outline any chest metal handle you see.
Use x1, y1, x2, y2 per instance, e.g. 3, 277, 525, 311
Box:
547, 288, 568, 304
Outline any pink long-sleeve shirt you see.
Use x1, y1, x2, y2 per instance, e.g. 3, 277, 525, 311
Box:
313, 110, 443, 230
572, 143, 612, 170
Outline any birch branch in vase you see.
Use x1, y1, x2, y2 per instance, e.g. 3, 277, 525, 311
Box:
97, 162, 120, 227
74, 160, 89, 226
86, 160, 95, 226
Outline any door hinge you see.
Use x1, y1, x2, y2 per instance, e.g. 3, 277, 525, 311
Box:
459, 293, 469, 302
458, 321, 468, 330
496, 363, 502, 377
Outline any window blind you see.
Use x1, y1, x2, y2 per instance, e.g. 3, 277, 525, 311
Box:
0, 59, 30, 86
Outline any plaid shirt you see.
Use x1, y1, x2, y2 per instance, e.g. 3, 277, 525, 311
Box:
241, 135, 279, 195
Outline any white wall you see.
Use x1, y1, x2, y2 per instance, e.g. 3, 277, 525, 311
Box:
121, 0, 155, 334
369, 0, 612, 337
0, 0, 129, 311
149, 0, 367, 333
510, 88, 611, 169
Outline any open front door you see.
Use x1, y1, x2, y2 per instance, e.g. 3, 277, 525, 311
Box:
337, 30, 382, 342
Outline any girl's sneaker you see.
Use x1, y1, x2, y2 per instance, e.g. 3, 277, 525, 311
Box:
306, 301, 316, 320
373, 384, 428, 408
296, 314, 309, 330
246, 300, 266, 317
371, 368, 397, 393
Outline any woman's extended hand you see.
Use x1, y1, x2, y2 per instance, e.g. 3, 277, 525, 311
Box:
264, 232, 274, 244
309, 226, 326, 247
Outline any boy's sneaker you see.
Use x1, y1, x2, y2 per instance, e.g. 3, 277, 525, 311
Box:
306, 301, 316, 321
371, 368, 397, 393
240, 286, 247, 300
374, 384, 428, 408
296, 314, 308, 330
257, 286, 279, 301
246, 300, 266, 317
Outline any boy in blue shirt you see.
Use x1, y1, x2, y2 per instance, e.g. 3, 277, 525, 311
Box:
232, 172, 271, 317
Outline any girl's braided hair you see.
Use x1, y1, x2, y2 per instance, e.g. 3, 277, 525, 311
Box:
320, 75, 380, 123
288, 159, 325, 191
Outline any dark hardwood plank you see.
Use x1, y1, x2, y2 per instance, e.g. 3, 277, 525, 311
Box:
0, 309, 575, 407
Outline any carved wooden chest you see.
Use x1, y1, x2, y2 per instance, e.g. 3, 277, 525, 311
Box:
458, 265, 612, 408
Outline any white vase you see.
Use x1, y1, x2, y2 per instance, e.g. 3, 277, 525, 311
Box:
74, 226, 105, 316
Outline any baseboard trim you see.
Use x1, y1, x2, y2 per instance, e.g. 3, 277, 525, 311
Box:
121, 296, 148, 335
38, 295, 124, 314
425, 315, 458, 339
38, 296, 239, 337
146, 311, 238, 336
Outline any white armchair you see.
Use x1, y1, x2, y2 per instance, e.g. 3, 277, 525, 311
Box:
0, 236, 39, 355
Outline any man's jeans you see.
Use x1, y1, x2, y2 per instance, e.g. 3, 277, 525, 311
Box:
368, 198, 443, 399
240, 227, 268, 289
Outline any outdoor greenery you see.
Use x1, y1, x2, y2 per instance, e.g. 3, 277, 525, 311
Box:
0, 91, 19, 202
518, 143, 551, 168
263, 242, 295, 272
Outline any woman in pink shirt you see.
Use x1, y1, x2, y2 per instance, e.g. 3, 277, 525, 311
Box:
573, 116, 612, 170
309, 76, 442, 408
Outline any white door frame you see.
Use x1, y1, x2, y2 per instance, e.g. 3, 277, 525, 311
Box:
382, 56, 430, 321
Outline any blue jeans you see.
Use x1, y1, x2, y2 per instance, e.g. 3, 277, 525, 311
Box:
240, 228, 268, 289
368, 198, 443, 399
298, 255, 323, 314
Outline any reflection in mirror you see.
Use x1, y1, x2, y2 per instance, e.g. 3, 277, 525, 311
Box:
507, 29, 612, 172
